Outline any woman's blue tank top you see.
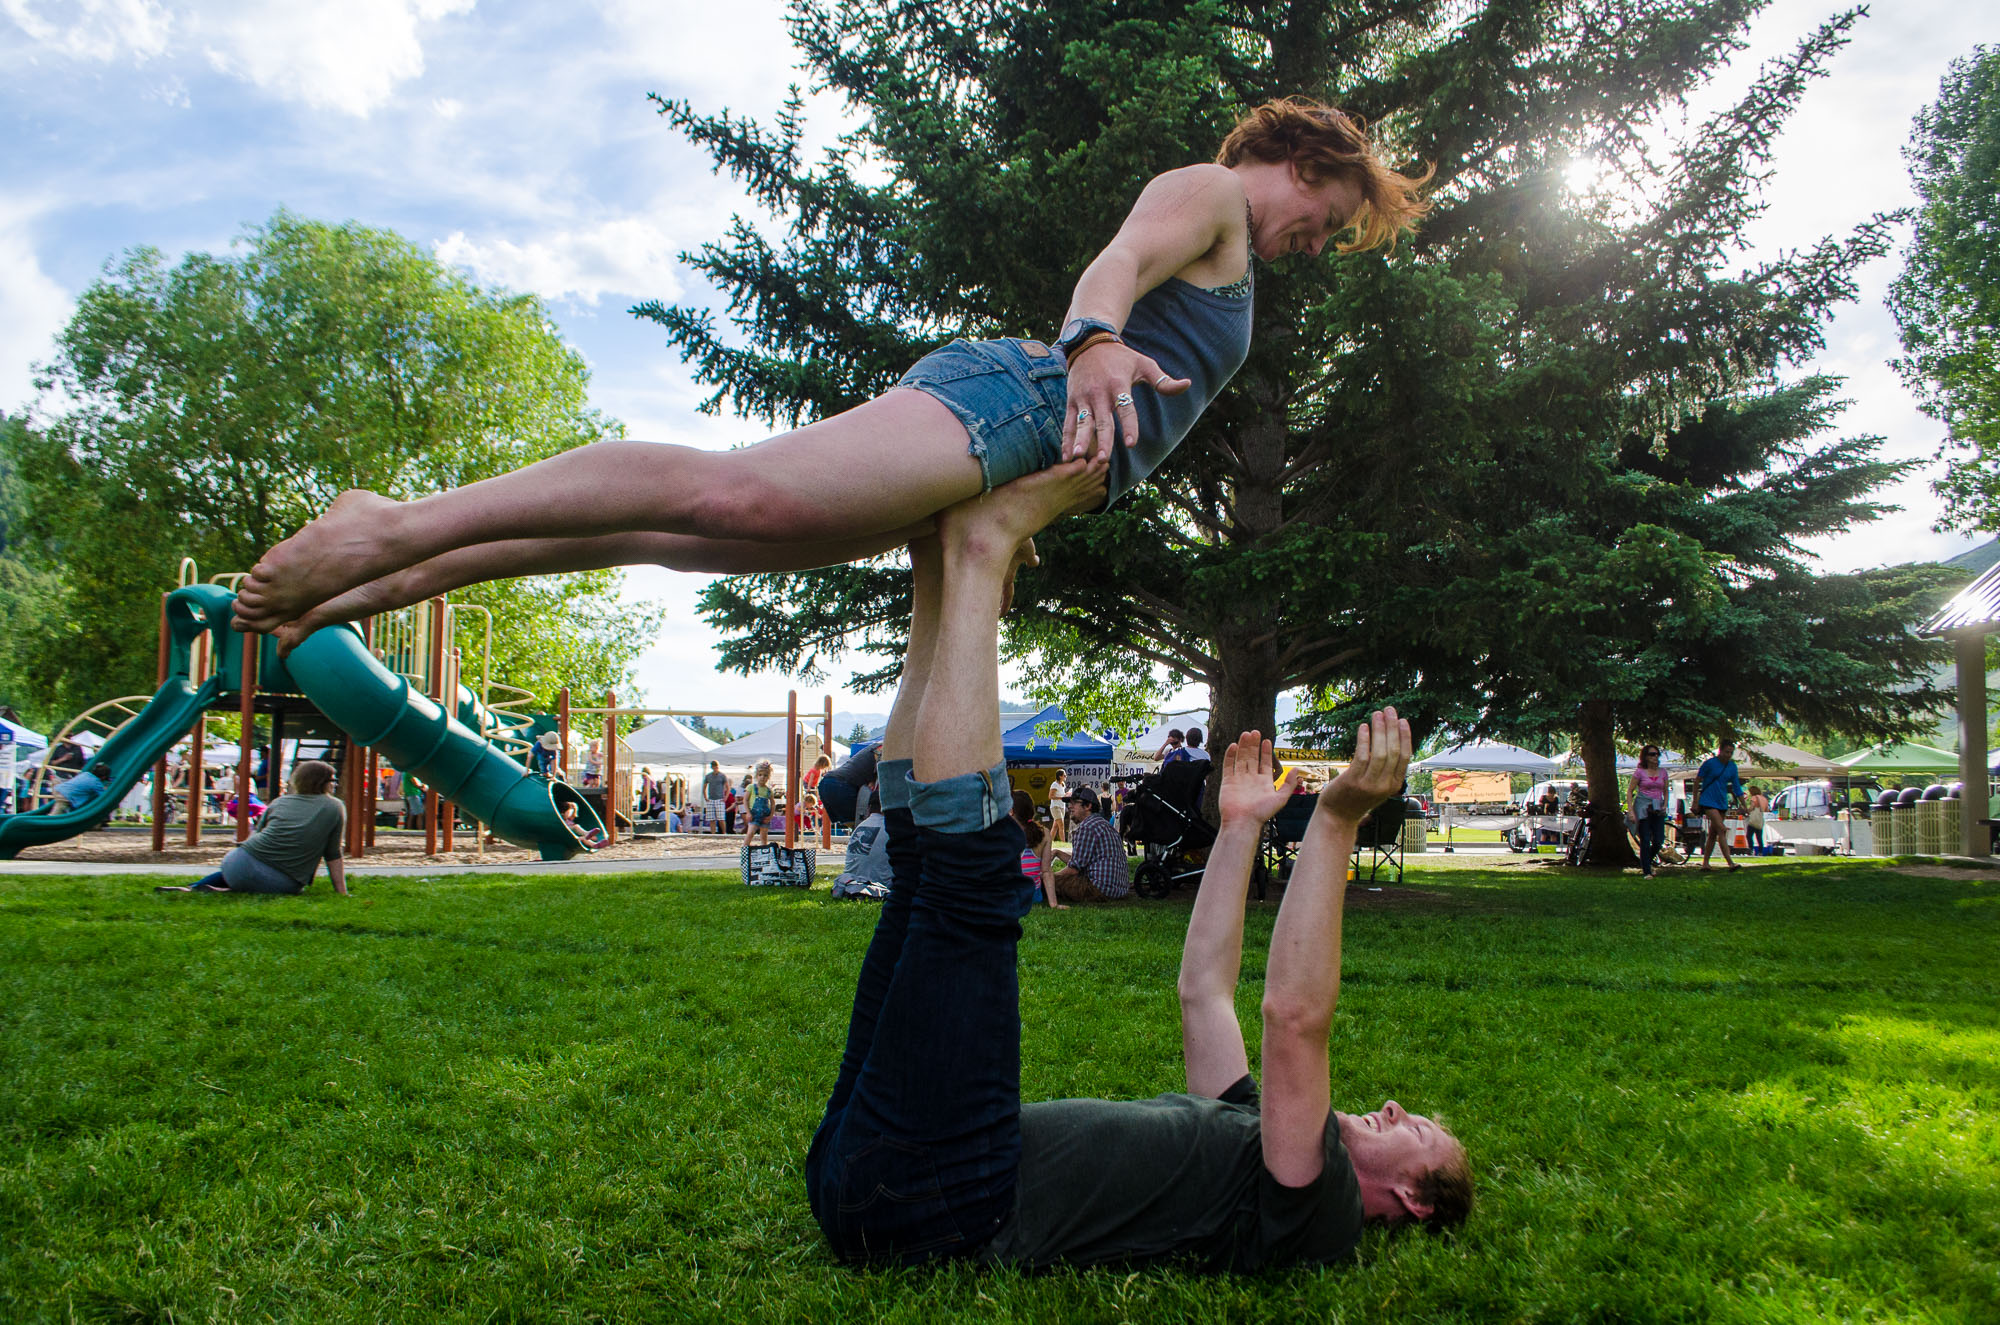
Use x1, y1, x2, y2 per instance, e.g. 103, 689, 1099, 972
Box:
1098, 274, 1253, 507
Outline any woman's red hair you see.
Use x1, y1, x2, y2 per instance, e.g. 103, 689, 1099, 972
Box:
1217, 98, 1434, 253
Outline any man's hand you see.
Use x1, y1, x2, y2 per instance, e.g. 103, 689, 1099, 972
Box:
1317, 707, 1412, 827
1217, 730, 1302, 828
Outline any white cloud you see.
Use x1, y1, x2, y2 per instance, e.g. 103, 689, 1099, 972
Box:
2, 0, 171, 61
435, 215, 686, 307
195, 0, 475, 117
0, 212, 76, 412
431, 95, 463, 119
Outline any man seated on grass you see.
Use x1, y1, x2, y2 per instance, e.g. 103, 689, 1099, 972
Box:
805, 464, 1472, 1270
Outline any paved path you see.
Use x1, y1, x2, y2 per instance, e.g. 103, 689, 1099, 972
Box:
0, 855, 772, 879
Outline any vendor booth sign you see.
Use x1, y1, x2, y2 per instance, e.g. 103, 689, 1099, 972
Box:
1434, 770, 1511, 804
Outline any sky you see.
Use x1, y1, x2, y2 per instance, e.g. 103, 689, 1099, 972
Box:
2, 0, 1991, 720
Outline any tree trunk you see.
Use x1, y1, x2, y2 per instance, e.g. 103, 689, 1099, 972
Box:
1204, 629, 1283, 819
1579, 697, 1637, 867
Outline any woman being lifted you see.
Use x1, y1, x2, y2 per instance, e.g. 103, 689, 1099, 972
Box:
233, 100, 1430, 641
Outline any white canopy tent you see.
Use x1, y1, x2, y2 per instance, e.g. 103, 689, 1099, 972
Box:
623, 715, 720, 763
1118, 711, 1213, 761
707, 718, 850, 767
1412, 740, 1561, 775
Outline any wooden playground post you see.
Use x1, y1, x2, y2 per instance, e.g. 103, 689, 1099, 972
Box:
151, 593, 169, 853
362, 618, 377, 851
440, 647, 459, 853
604, 689, 618, 846
557, 689, 571, 779
425, 598, 445, 856
343, 738, 365, 860
784, 689, 799, 848
234, 634, 258, 843
184, 628, 207, 847
822, 694, 834, 848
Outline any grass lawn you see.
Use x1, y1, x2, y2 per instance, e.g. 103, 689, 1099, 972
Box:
2, 859, 1995, 1322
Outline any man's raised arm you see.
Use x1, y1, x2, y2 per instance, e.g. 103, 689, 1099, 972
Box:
1177, 733, 1301, 1098
1258, 708, 1411, 1187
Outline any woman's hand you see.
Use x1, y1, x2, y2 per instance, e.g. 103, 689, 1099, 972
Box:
1217, 731, 1302, 828
1062, 343, 1192, 464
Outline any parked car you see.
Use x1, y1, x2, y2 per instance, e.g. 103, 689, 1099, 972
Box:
1770, 778, 1886, 820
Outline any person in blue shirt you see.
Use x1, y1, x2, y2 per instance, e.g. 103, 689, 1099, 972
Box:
51, 761, 111, 814
1695, 740, 1746, 870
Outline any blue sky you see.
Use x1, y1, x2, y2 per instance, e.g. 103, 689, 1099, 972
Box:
2, 0, 1989, 717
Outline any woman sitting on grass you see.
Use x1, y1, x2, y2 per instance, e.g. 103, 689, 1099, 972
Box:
156, 760, 347, 896
1011, 789, 1062, 910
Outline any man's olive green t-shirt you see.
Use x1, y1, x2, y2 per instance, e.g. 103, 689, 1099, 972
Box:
979, 1077, 1363, 1271
240, 793, 345, 886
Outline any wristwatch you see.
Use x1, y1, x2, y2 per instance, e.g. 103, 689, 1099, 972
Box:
1054, 316, 1121, 359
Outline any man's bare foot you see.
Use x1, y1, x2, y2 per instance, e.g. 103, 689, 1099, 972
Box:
233, 489, 408, 633
1001, 537, 1039, 615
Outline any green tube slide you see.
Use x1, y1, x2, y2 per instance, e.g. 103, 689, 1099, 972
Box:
0, 591, 230, 860
281, 615, 600, 860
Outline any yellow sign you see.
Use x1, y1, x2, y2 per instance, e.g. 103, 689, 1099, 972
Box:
1009, 766, 1064, 800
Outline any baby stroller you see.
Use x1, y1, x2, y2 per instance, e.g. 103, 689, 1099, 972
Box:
1125, 760, 1218, 899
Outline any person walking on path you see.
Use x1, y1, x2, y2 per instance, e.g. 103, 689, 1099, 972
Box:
702, 761, 729, 834
804, 471, 1469, 1269
1696, 740, 1746, 870
1629, 745, 1670, 877
231, 100, 1430, 646
1047, 772, 1068, 845
1744, 785, 1768, 854
156, 760, 348, 896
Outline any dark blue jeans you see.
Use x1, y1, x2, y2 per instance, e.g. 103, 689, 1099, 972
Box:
1636, 809, 1666, 873
805, 807, 1033, 1264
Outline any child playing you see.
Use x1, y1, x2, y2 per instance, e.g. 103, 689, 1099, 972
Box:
744, 761, 777, 847
560, 800, 607, 849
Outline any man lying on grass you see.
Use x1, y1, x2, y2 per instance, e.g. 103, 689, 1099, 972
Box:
804, 463, 1472, 1270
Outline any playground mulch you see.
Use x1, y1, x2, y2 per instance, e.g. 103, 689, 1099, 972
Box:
2, 828, 844, 869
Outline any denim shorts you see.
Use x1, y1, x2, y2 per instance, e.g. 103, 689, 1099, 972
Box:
895, 338, 1067, 491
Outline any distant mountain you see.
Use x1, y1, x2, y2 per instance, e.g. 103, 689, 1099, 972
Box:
1944, 539, 1999, 576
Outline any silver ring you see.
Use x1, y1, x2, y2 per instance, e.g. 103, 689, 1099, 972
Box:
1155, 374, 1171, 385
1113, 392, 1134, 408
1076, 408, 1092, 423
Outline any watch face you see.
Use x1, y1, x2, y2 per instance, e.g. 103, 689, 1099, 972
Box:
1059, 319, 1088, 343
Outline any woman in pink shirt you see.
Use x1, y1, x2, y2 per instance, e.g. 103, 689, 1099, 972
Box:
1630, 745, 1671, 877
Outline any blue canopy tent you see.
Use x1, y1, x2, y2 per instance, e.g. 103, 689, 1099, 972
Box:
1001, 706, 1115, 764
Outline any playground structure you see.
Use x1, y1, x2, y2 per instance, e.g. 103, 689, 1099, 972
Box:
2, 559, 847, 863
1, 561, 602, 861
554, 694, 840, 850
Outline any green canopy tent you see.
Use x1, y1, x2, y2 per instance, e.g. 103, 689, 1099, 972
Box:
1836, 742, 1962, 777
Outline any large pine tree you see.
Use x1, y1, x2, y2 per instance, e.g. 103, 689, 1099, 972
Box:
640, 0, 1950, 831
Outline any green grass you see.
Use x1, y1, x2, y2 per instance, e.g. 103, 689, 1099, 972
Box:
1, 861, 1995, 1323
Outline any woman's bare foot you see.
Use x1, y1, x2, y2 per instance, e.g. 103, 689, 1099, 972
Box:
264, 569, 415, 655
234, 489, 410, 632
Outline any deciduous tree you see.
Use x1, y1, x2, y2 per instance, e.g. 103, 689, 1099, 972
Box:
1890, 44, 2000, 531
17, 213, 661, 719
